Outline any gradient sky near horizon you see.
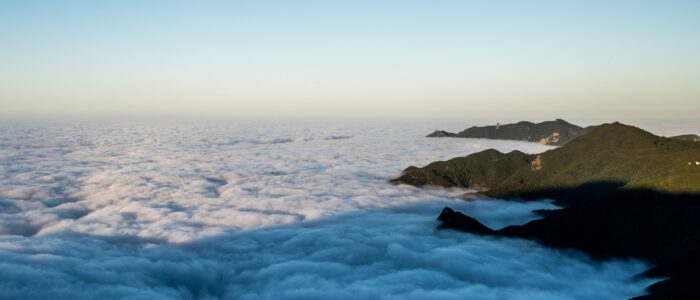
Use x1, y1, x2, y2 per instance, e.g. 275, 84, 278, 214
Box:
1, 1, 699, 121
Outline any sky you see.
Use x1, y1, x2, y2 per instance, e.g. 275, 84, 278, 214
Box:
1, 0, 699, 122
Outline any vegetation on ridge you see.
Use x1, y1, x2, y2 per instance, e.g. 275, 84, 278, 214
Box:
426, 119, 594, 146
396, 122, 700, 200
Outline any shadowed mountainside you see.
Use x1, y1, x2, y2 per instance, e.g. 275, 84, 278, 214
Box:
397, 122, 700, 203
437, 188, 700, 299
426, 119, 594, 145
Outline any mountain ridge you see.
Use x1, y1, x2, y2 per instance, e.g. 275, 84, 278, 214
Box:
426, 119, 595, 146
397, 122, 700, 202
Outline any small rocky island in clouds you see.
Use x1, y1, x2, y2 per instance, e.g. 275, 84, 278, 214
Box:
396, 122, 700, 299
426, 119, 595, 145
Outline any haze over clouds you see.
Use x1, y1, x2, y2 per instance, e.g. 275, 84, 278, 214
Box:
1, 1, 699, 121
0, 121, 655, 299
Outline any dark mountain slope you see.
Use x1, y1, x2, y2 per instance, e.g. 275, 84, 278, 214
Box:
437, 188, 700, 299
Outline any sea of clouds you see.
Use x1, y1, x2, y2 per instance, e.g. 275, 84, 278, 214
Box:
0, 119, 655, 299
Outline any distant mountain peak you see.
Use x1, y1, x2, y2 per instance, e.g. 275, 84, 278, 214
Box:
566, 122, 660, 150
426, 119, 593, 145
426, 130, 456, 138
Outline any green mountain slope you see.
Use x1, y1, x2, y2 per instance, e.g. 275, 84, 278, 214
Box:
395, 122, 700, 198
426, 119, 594, 145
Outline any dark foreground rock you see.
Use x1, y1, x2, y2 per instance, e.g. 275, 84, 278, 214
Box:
426, 119, 594, 145
437, 188, 700, 299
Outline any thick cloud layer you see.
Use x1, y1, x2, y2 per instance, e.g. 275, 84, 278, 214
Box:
0, 201, 653, 300
0, 120, 653, 299
0, 121, 555, 242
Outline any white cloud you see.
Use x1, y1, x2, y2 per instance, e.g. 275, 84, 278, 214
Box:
0, 202, 653, 299
0, 120, 652, 298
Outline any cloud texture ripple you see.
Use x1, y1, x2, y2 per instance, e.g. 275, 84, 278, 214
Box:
0, 120, 653, 299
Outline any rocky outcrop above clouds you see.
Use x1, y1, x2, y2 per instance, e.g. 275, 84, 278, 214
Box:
399, 122, 700, 202
426, 119, 594, 146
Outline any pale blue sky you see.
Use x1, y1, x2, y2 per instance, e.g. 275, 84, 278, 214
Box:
1, 1, 699, 122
